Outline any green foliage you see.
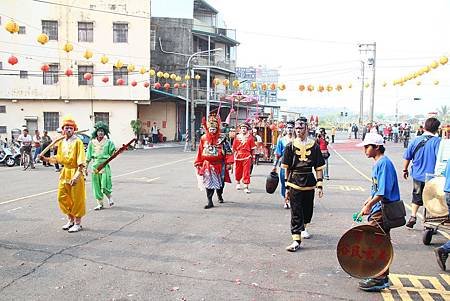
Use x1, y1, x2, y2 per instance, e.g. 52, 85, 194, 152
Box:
130, 119, 142, 137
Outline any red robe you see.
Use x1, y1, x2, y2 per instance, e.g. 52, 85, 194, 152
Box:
232, 133, 256, 184
195, 134, 234, 185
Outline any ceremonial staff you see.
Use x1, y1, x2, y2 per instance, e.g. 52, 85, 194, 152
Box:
39, 129, 88, 159
94, 138, 136, 173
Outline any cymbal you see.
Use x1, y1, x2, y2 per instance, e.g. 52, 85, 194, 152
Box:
423, 177, 447, 217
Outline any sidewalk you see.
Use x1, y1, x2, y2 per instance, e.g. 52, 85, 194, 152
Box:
140, 141, 185, 149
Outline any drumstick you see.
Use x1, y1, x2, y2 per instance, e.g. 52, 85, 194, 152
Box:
39, 129, 88, 158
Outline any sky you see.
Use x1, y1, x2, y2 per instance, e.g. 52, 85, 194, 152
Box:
208, 0, 450, 116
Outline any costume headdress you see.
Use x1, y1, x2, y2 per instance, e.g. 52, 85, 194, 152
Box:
92, 121, 110, 138
239, 122, 251, 129
295, 116, 308, 128
202, 112, 221, 139
61, 114, 78, 131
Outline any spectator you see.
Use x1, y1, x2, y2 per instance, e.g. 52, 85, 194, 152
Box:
151, 122, 159, 144
41, 130, 52, 167
17, 128, 34, 169
33, 129, 42, 164
352, 123, 359, 139
392, 124, 399, 143
331, 126, 336, 143
317, 133, 330, 180
416, 125, 424, 136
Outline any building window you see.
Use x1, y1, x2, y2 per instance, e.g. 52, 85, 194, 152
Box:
94, 112, 109, 125
0, 126, 6, 134
42, 20, 58, 40
18, 26, 26, 34
0, 105, 5, 113
43, 64, 59, 85
78, 22, 93, 42
0, 62, 3, 70
113, 22, 128, 43
150, 25, 156, 51
20, 71, 28, 79
78, 65, 93, 85
113, 66, 128, 85
44, 112, 59, 131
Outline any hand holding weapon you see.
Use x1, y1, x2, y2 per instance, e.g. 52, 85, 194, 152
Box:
39, 129, 88, 160
94, 138, 136, 174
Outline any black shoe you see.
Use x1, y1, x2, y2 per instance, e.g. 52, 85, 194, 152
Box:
358, 277, 389, 292
406, 216, 417, 228
204, 203, 214, 209
218, 198, 224, 203
434, 248, 448, 271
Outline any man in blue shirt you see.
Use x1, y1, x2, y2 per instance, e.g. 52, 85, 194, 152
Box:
272, 120, 295, 209
434, 159, 450, 270
357, 133, 401, 292
402, 117, 441, 228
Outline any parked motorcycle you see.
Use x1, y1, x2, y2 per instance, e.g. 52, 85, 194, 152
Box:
0, 144, 17, 167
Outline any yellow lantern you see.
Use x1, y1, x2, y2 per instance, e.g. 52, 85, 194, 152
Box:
416, 81, 421, 86
440, 56, 448, 65
326, 85, 333, 92
261, 83, 267, 91
269, 83, 276, 90
250, 82, 257, 90
157, 71, 164, 78
417, 69, 424, 76
336, 84, 342, 91
307, 84, 314, 92
184, 74, 191, 81
63, 42, 73, 53
170, 73, 176, 80
83, 49, 93, 59
434, 80, 439, 85
430, 61, 439, 69
195, 74, 201, 80
299, 84, 305, 91
318, 85, 324, 92
139, 67, 147, 74
37, 33, 49, 45
175, 76, 182, 82
382, 81, 387, 87
115, 60, 124, 69
127, 64, 135, 72
423, 66, 431, 73
100, 55, 109, 64
163, 72, 170, 79
279, 83, 286, 91
5, 20, 19, 34
149, 69, 156, 76
365, 83, 370, 88
214, 78, 221, 86
232, 79, 240, 88
348, 83, 352, 89
223, 79, 229, 87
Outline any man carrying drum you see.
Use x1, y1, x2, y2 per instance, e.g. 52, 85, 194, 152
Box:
356, 133, 401, 291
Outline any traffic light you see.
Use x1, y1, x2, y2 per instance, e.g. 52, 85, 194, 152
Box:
345, 112, 348, 117
340, 112, 343, 116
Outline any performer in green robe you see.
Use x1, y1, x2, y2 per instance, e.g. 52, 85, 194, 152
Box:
86, 122, 116, 210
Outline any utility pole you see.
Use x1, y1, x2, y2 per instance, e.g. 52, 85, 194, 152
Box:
359, 61, 365, 125
358, 42, 376, 123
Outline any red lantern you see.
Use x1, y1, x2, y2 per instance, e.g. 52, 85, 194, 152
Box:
8, 55, 18, 65
154, 82, 162, 89
278, 122, 285, 129
102, 76, 109, 83
41, 64, 50, 72
143, 81, 150, 88
164, 83, 170, 90
83, 72, 92, 80
174, 83, 180, 89
116, 78, 125, 85
64, 68, 73, 76
181, 83, 187, 88
131, 80, 137, 87
299, 84, 305, 91
269, 124, 276, 131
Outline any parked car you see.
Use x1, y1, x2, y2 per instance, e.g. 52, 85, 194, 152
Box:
76, 133, 90, 150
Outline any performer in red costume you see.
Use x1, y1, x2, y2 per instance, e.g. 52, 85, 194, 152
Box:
233, 123, 256, 194
195, 113, 234, 209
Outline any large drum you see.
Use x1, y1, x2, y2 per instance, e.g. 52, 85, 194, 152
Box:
423, 176, 447, 217
337, 225, 393, 278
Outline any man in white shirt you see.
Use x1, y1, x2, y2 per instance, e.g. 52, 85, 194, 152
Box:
151, 122, 159, 144
17, 128, 34, 169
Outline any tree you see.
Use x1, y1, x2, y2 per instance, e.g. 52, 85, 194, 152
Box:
437, 105, 449, 123
130, 119, 142, 146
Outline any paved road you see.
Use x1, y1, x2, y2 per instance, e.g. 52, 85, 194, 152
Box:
0, 138, 449, 300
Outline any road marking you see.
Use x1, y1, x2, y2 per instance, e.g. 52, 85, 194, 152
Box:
0, 157, 192, 206
382, 273, 450, 300
327, 184, 365, 192
332, 148, 450, 240
6, 206, 22, 213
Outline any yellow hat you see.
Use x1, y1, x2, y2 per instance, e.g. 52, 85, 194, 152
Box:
61, 114, 78, 131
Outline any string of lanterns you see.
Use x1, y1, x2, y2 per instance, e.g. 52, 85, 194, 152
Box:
392, 56, 448, 86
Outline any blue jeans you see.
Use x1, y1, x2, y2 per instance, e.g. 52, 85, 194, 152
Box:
33, 146, 41, 162
280, 168, 286, 199
442, 240, 450, 252
323, 159, 329, 178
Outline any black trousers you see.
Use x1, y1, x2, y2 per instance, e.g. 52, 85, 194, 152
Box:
290, 189, 315, 237
206, 185, 224, 203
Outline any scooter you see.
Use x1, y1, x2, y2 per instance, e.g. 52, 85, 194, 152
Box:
0, 145, 17, 167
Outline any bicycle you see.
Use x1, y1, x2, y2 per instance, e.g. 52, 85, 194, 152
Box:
20, 146, 32, 170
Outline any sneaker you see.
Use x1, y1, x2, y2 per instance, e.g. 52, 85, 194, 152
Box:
68, 224, 82, 233
434, 247, 448, 271
244, 188, 251, 194
236, 184, 241, 190
62, 221, 74, 230
301, 230, 311, 239
284, 203, 290, 209
94, 204, 103, 211
107, 198, 114, 207
286, 240, 301, 252
358, 277, 390, 292
406, 216, 417, 228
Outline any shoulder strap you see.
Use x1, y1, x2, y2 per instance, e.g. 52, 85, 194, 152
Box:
412, 135, 433, 159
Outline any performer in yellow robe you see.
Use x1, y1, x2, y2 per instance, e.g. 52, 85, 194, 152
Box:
42, 115, 86, 232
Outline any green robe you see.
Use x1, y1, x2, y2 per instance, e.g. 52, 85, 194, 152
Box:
86, 138, 115, 201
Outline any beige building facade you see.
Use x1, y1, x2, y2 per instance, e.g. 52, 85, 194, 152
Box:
0, 0, 151, 145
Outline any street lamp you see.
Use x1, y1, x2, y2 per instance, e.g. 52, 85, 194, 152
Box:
185, 48, 222, 151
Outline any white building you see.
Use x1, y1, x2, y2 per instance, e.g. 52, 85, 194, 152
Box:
0, 0, 151, 144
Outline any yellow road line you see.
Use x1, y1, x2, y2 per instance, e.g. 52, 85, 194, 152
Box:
332, 148, 450, 240
440, 274, 450, 285
0, 157, 192, 206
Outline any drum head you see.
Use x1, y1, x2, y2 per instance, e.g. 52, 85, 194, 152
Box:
337, 225, 393, 278
423, 177, 447, 217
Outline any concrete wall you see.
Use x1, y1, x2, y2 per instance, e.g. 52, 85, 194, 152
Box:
138, 102, 178, 141
0, 99, 136, 145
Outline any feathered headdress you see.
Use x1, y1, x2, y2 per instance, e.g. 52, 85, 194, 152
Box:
92, 121, 110, 138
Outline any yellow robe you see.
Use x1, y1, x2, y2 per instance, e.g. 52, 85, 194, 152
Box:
52, 136, 86, 218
